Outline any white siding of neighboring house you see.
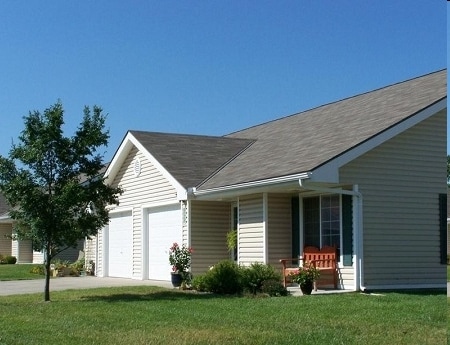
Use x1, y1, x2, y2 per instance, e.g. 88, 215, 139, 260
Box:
267, 194, 292, 271
97, 146, 179, 279
31, 249, 44, 264
340, 110, 446, 288
84, 236, 97, 272
0, 223, 12, 257
239, 194, 264, 265
190, 200, 231, 275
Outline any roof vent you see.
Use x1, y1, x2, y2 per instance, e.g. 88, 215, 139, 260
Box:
133, 158, 141, 177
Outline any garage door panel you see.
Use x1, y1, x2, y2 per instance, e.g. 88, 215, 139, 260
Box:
148, 204, 182, 281
108, 211, 133, 278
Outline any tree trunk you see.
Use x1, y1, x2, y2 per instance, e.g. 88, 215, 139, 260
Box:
44, 249, 51, 302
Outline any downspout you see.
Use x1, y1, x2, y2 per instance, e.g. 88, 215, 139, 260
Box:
298, 179, 365, 292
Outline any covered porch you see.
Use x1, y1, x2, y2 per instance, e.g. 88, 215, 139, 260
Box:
189, 181, 363, 292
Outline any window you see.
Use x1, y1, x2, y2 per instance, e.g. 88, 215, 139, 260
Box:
303, 194, 341, 255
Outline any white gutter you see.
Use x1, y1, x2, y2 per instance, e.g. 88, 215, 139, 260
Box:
192, 172, 312, 197
298, 179, 365, 292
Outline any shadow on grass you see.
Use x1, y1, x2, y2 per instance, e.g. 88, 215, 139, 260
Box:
362, 288, 446, 296
81, 289, 235, 303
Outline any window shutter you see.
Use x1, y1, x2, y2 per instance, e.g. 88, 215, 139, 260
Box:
439, 193, 447, 265
342, 194, 353, 266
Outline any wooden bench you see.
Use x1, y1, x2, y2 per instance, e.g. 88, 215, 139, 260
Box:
280, 246, 338, 290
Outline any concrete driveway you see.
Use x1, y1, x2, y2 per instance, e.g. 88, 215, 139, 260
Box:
0, 276, 173, 296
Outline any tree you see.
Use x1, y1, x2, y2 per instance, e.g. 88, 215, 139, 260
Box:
0, 102, 122, 301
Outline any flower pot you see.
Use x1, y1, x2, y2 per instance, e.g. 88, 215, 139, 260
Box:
300, 281, 313, 295
171, 272, 183, 287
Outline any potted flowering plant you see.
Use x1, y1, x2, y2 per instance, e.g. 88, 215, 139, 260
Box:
169, 242, 193, 287
289, 264, 320, 295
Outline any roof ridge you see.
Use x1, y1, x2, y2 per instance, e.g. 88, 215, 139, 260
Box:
129, 130, 251, 141
195, 139, 256, 189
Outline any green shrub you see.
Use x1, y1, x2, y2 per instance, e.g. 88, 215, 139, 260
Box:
261, 279, 288, 297
70, 258, 85, 272
241, 263, 282, 295
4, 256, 17, 264
202, 260, 243, 295
191, 275, 208, 292
0, 254, 4, 264
30, 265, 45, 275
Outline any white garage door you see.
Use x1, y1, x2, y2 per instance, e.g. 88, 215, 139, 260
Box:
108, 211, 133, 278
148, 204, 182, 281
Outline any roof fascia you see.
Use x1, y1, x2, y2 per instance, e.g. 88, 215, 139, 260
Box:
310, 98, 447, 183
105, 132, 187, 200
192, 172, 311, 200
104, 131, 134, 185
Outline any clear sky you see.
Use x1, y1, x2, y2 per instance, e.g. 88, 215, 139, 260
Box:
0, 1, 447, 162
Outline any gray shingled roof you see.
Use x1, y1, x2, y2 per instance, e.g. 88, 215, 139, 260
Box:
198, 69, 446, 190
0, 193, 11, 217
129, 131, 254, 188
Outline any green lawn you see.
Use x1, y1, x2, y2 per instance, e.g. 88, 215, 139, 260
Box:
0, 264, 44, 281
0, 286, 445, 345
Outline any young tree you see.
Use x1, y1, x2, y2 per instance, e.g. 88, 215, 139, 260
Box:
0, 102, 122, 301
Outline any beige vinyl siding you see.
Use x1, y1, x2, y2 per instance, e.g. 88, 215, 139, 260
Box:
239, 194, 264, 265
98, 146, 179, 279
84, 236, 97, 270
182, 201, 189, 245
190, 200, 231, 275
9, 226, 34, 263
0, 223, 12, 256
340, 110, 446, 287
96, 228, 104, 276
267, 194, 292, 271
132, 207, 142, 278
31, 250, 43, 264
339, 267, 354, 290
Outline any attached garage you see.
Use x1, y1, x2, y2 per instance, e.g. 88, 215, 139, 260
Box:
107, 211, 133, 278
147, 203, 182, 281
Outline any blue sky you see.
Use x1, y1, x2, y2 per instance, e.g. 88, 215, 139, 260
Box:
0, 1, 447, 161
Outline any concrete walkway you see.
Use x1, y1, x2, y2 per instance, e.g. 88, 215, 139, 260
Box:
0, 276, 356, 297
0, 276, 173, 296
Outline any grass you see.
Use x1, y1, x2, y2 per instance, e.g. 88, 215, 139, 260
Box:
0, 264, 44, 281
0, 286, 446, 345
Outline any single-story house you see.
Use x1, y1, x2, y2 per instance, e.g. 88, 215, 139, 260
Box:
56, 70, 450, 290
94, 69, 447, 291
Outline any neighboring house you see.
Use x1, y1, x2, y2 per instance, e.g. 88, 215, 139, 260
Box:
0, 193, 34, 263
0, 194, 84, 263
0, 163, 109, 263
447, 190, 450, 259
89, 70, 447, 290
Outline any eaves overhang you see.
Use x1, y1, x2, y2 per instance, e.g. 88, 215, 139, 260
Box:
310, 97, 447, 183
191, 172, 312, 200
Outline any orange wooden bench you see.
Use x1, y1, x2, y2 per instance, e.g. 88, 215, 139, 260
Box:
280, 246, 338, 290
